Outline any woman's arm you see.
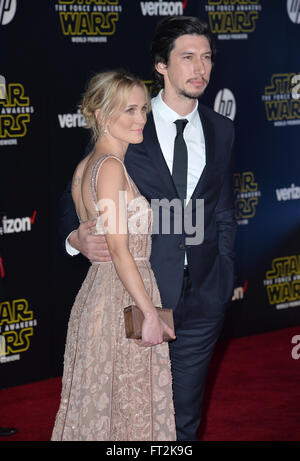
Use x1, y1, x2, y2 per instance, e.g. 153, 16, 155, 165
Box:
97, 157, 175, 346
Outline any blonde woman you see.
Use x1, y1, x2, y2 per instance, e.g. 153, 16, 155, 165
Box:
51, 71, 176, 441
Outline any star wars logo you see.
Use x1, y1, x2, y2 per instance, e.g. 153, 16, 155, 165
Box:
0, 80, 34, 146
205, 0, 262, 40
0, 299, 37, 364
55, 0, 123, 44
233, 171, 261, 225
264, 255, 300, 311
262, 73, 300, 127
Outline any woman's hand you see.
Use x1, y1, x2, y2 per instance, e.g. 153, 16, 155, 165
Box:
134, 310, 176, 347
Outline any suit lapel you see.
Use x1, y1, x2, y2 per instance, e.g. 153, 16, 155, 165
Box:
144, 107, 216, 205
143, 112, 178, 200
188, 106, 216, 206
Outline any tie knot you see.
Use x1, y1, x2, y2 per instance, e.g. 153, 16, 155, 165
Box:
174, 119, 188, 134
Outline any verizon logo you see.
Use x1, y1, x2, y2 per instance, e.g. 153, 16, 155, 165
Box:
276, 184, 300, 201
140, 0, 186, 16
58, 109, 87, 129
0, 210, 37, 235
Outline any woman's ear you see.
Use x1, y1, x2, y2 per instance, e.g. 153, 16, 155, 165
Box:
95, 108, 100, 121
95, 109, 107, 134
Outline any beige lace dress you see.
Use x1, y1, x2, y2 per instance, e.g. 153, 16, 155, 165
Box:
51, 155, 176, 441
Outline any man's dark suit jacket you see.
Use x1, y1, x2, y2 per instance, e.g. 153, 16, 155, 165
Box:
60, 103, 236, 313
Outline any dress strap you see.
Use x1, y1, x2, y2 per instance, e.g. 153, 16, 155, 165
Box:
90, 154, 133, 213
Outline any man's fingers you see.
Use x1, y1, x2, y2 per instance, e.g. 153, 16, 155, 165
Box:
85, 233, 107, 244
77, 221, 110, 262
81, 219, 97, 229
90, 237, 108, 246
85, 240, 110, 254
88, 254, 111, 263
98, 240, 109, 249
85, 235, 109, 251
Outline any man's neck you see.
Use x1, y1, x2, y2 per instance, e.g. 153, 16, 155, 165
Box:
161, 89, 197, 117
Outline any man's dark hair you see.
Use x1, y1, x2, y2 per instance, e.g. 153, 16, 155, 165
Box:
150, 16, 216, 95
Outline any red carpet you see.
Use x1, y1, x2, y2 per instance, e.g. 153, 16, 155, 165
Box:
1, 326, 300, 441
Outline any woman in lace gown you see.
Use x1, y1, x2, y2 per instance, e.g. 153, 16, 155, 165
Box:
51, 71, 176, 441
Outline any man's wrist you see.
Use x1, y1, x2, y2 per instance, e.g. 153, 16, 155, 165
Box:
66, 230, 80, 256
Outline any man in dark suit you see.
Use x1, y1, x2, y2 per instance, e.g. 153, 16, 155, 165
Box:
61, 17, 236, 441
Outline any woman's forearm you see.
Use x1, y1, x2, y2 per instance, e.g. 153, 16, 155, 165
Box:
109, 246, 158, 318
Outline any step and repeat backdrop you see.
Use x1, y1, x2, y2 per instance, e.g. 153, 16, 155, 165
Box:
0, 0, 300, 387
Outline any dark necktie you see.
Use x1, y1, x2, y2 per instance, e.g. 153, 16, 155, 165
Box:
172, 119, 188, 204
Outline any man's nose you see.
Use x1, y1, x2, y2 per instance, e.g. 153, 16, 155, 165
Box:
194, 58, 206, 75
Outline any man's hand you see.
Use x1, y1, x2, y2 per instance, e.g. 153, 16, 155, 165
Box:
68, 220, 111, 262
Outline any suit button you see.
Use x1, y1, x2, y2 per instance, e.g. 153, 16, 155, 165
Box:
179, 243, 185, 250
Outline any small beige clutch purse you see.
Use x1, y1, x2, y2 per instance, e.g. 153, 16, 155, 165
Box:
124, 305, 175, 342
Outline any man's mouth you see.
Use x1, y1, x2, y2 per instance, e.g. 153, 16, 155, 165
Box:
188, 78, 207, 87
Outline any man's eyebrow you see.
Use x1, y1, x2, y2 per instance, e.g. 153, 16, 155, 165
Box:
181, 50, 212, 55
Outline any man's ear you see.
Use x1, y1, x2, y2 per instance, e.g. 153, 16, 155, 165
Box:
155, 61, 168, 76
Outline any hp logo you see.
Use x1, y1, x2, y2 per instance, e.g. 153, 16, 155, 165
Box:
287, 0, 300, 24
0, 0, 16, 26
214, 88, 236, 121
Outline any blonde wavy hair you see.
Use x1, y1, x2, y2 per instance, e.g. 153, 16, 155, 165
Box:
79, 70, 150, 141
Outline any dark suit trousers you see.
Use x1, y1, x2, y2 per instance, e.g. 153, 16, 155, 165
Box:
169, 269, 225, 441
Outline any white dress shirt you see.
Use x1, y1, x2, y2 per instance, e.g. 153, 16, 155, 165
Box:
66, 90, 206, 256
151, 90, 206, 265
151, 90, 206, 203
